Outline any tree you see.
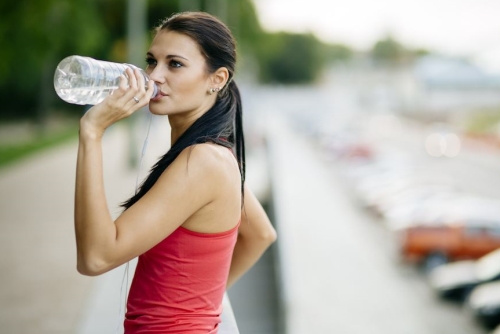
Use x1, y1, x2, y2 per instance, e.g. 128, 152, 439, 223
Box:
256, 32, 325, 84
0, 0, 336, 120
325, 43, 353, 63
0, 0, 107, 119
371, 35, 430, 65
372, 36, 405, 63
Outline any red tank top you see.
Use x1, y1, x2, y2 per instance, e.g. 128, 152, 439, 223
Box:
124, 222, 239, 333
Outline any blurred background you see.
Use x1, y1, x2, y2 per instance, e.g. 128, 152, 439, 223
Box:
2, 0, 500, 333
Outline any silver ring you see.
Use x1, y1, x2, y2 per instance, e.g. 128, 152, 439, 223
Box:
133, 96, 140, 103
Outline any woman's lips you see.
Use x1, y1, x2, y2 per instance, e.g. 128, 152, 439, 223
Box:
151, 92, 167, 102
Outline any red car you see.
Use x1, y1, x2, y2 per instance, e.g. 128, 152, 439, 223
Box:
398, 217, 500, 272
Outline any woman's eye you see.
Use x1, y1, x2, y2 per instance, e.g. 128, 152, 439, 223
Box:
169, 60, 183, 68
145, 58, 157, 66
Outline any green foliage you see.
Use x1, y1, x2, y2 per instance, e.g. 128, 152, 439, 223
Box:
371, 35, 430, 64
324, 43, 353, 63
0, 0, 107, 119
414, 48, 431, 57
372, 36, 405, 62
0, 0, 339, 121
465, 109, 500, 134
256, 32, 325, 84
227, 0, 264, 49
148, 1, 177, 29
0, 124, 78, 168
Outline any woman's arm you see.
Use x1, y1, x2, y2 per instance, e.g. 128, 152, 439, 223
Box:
74, 129, 114, 275
75, 68, 152, 275
226, 184, 277, 289
74, 68, 220, 276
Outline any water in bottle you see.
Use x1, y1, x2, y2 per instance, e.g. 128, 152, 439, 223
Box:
54, 55, 159, 105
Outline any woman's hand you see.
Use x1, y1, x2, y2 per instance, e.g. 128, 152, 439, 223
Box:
80, 67, 155, 139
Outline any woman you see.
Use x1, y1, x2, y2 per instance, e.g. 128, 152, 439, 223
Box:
75, 11, 277, 333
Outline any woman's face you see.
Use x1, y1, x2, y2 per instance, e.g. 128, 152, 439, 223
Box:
145, 30, 215, 116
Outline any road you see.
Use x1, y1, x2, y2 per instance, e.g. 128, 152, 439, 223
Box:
244, 82, 491, 333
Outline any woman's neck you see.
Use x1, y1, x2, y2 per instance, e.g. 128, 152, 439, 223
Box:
168, 110, 204, 144
168, 100, 217, 144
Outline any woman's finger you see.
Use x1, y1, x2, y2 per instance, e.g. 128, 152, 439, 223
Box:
135, 68, 146, 95
144, 80, 156, 100
117, 73, 129, 92
121, 73, 146, 111
117, 73, 135, 99
127, 68, 139, 91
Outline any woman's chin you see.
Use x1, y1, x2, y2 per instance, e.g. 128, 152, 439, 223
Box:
148, 106, 170, 116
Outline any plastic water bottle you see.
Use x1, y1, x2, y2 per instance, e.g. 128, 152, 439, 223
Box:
54, 55, 159, 105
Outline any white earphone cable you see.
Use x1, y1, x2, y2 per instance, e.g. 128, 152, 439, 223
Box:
116, 111, 154, 333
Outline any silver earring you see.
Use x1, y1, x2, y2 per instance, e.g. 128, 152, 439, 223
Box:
209, 87, 221, 95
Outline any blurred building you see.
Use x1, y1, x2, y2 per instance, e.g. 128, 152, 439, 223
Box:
327, 55, 500, 117
411, 55, 500, 113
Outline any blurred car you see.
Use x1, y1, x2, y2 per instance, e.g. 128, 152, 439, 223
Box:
386, 194, 500, 231
342, 143, 374, 160
428, 248, 500, 301
465, 280, 500, 329
346, 153, 414, 181
397, 212, 500, 273
376, 184, 457, 217
357, 171, 456, 214
383, 191, 459, 230
321, 132, 375, 161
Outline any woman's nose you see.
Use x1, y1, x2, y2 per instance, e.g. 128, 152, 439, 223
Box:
147, 66, 165, 83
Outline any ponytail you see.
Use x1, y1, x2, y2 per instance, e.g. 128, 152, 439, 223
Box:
228, 81, 245, 194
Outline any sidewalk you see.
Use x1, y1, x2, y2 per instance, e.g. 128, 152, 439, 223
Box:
0, 137, 92, 334
0, 113, 170, 334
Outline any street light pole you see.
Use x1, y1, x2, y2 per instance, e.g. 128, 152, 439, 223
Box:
126, 0, 148, 168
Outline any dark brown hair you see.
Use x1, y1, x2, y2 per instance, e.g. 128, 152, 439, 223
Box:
122, 12, 245, 209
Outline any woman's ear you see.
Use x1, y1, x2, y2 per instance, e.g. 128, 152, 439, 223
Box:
210, 67, 229, 90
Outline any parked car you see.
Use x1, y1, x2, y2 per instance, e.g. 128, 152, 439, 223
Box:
397, 212, 500, 272
383, 192, 459, 231
358, 172, 456, 214
465, 280, 500, 329
375, 184, 458, 217
386, 194, 500, 231
428, 248, 500, 301
321, 132, 375, 161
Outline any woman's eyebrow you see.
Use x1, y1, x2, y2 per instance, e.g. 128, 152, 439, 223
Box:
146, 52, 188, 61
166, 54, 189, 61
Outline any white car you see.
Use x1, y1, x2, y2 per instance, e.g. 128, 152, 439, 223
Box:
428, 248, 500, 302
466, 280, 500, 330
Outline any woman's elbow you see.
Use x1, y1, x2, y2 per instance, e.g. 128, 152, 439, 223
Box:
270, 226, 278, 243
76, 255, 110, 276
261, 225, 277, 246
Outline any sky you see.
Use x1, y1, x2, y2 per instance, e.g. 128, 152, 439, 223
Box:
252, 0, 500, 73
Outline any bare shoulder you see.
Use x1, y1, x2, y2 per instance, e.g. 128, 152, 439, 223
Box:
185, 143, 238, 171
168, 143, 240, 186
